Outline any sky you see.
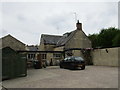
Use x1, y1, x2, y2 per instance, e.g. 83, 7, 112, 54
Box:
0, 1, 119, 45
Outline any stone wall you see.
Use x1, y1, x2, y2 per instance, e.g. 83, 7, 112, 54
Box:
46, 53, 63, 66
92, 47, 119, 66
65, 30, 91, 49
44, 44, 55, 51
39, 44, 55, 51
54, 46, 64, 51
39, 43, 45, 51
47, 53, 53, 61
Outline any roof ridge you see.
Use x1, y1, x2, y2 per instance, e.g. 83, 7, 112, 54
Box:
1, 34, 26, 45
42, 34, 62, 37
56, 30, 77, 46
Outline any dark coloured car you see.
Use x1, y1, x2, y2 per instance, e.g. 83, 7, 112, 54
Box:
33, 59, 41, 69
33, 59, 46, 69
60, 56, 85, 70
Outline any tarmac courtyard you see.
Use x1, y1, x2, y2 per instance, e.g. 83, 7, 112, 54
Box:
2, 66, 118, 88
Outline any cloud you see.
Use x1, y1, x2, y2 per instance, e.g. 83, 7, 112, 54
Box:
1, 2, 118, 45
2, 29, 8, 36
17, 15, 27, 21
44, 12, 75, 33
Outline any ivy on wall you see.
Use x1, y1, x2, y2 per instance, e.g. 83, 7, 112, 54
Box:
81, 49, 93, 65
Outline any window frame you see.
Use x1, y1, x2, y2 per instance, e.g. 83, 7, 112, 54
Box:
41, 53, 47, 60
53, 53, 62, 58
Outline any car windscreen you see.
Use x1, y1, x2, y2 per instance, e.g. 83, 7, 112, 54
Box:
74, 57, 84, 61
64, 56, 84, 61
64, 57, 71, 61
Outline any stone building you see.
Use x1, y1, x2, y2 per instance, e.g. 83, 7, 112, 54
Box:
39, 34, 62, 51
0, 34, 26, 51
25, 45, 39, 68
39, 21, 92, 64
26, 45, 39, 60
39, 34, 63, 65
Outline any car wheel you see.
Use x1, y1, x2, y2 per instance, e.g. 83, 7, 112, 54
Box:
81, 65, 85, 70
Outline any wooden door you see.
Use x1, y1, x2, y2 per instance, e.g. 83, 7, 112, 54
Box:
37, 54, 42, 68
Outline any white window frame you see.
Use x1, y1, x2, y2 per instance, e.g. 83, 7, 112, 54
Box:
27, 53, 36, 60
41, 53, 47, 60
53, 53, 61, 58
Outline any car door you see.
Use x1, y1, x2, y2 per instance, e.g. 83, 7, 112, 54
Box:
61, 57, 66, 68
67, 58, 73, 68
65, 57, 72, 68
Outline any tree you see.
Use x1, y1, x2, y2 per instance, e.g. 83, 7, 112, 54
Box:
112, 32, 120, 46
88, 34, 99, 48
88, 27, 120, 48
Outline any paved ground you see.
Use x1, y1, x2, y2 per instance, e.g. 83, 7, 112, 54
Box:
2, 66, 118, 88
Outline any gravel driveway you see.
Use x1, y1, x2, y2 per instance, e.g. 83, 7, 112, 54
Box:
2, 66, 118, 88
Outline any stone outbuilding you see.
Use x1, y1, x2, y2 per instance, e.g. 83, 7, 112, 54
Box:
0, 34, 26, 51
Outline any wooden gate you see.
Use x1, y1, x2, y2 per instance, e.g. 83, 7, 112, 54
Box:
2, 47, 27, 80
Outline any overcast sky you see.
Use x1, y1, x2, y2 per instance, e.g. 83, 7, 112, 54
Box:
0, 1, 118, 45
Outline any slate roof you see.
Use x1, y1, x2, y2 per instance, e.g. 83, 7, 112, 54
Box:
56, 30, 77, 46
41, 34, 62, 45
26, 45, 38, 51
41, 30, 77, 46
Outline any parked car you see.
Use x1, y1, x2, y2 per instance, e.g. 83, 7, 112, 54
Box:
33, 59, 41, 69
60, 56, 85, 70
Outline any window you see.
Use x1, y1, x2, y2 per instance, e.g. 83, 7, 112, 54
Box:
27, 53, 36, 59
66, 50, 73, 56
41, 53, 47, 59
53, 53, 61, 58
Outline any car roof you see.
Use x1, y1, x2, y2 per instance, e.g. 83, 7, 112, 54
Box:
66, 56, 82, 58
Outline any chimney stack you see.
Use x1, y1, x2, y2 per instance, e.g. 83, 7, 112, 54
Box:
76, 20, 82, 30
